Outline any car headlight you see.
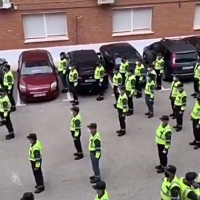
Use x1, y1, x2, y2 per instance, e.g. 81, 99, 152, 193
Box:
51, 81, 57, 89
19, 84, 26, 91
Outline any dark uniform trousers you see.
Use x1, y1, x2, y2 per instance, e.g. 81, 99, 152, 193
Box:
69, 83, 78, 101
155, 69, 162, 89
174, 106, 183, 126
31, 160, 44, 187
0, 112, 14, 133
8, 87, 16, 108
128, 96, 133, 111
194, 78, 199, 94
135, 76, 142, 98
118, 109, 126, 130
170, 97, 175, 114
95, 80, 103, 96
113, 86, 119, 103
121, 73, 126, 85
192, 119, 200, 145
71, 131, 83, 153
59, 72, 68, 89
157, 144, 168, 167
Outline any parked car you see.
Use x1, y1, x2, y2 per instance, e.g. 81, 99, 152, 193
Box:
182, 36, 200, 56
99, 42, 147, 74
17, 49, 59, 102
143, 38, 199, 80
66, 49, 108, 92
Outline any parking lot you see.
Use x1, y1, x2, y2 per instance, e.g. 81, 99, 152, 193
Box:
1, 74, 200, 200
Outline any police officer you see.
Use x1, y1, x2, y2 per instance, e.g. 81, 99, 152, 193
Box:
179, 172, 199, 200
87, 123, 102, 183
70, 106, 83, 160
153, 53, 164, 90
94, 62, 105, 101
190, 96, 200, 149
192, 59, 200, 98
119, 57, 129, 85
147, 64, 157, 81
112, 67, 122, 108
169, 74, 181, 119
134, 59, 145, 98
116, 86, 128, 137
160, 165, 180, 200
173, 83, 187, 132
69, 65, 79, 105
58, 52, 68, 93
3, 64, 16, 112
93, 181, 110, 200
26, 133, 44, 193
20, 192, 35, 200
0, 87, 15, 140
155, 115, 172, 173
144, 73, 155, 118
125, 69, 136, 116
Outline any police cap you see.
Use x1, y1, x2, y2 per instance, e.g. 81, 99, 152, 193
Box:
26, 133, 37, 141
164, 165, 177, 174
185, 172, 197, 181
20, 192, 34, 200
159, 115, 169, 121
71, 106, 79, 112
87, 123, 97, 129
93, 181, 106, 190
60, 52, 65, 56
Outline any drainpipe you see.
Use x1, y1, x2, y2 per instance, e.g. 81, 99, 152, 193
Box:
75, 16, 82, 45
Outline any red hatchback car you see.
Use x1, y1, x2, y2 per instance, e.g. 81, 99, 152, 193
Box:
17, 49, 59, 102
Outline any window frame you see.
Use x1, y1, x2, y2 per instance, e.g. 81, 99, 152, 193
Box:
194, 4, 200, 30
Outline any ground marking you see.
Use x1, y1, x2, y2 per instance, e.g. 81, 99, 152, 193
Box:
63, 92, 73, 102
10, 172, 21, 185
16, 92, 26, 107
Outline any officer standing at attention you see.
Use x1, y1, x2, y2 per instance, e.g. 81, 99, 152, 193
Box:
169, 74, 181, 119
179, 172, 199, 200
147, 64, 157, 81
94, 62, 105, 101
93, 181, 110, 200
116, 85, 128, 137
69, 65, 79, 106
134, 59, 145, 98
155, 115, 172, 173
144, 73, 155, 118
58, 52, 68, 93
70, 106, 83, 160
20, 192, 35, 200
125, 69, 136, 116
87, 123, 102, 184
3, 64, 16, 112
119, 57, 129, 85
173, 83, 187, 132
27, 133, 45, 193
153, 53, 164, 90
112, 67, 122, 108
0, 88, 15, 140
191, 59, 200, 98
160, 165, 180, 200
190, 96, 200, 149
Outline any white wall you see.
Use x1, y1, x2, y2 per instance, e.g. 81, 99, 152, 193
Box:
0, 35, 194, 71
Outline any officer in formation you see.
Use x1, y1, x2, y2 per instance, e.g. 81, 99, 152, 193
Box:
112, 67, 122, 108
27, 133, 44, 193
119, 57, 129, 85
3, 64, 16, 112
155, 115, 172, 173
169, 74, 181, 119
190, 95, 200, 149
134, 59, 145, 98
94, 61, 105, 101
70, 106, 83, 160
87, 123, 102, 183
153, 53, 164, 90
125, 69, 135, 116
20, 192, 35, 200
0, 87, 15, 140
116, 86, 128, 137
173, 83, 187, 132
160, 165, 180, 200
191, 59, 200, 98
144, 73, 155, 118
69, 65, 79, 106
58, 52, 68, 93
93, 181, 110, 200
147, 64, 157, 81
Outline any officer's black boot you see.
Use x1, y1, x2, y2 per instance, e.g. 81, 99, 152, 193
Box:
157, 167, 164, 173
11, 107, 16, 112
191, 93, 197, 97
189, 141, 196, 145
169, 113, 174, 117
5, 133, 15, 140
74, 153, 84, 160
113, 104, 117, 109
145, 112, 150, 115
90, 177, 101, 183
176, 126, 182, 132
72, 101, 79, 106
155, 165, 162, 169
116, 130, 122, 134
70, 100, 75, 103
118, 130, 126, 137
127, 110, 133, 116
173, 125, 178, 129
148, 113, 154, 118
34, 186, 45, 193
89, 175, 95, 180
194, 145, 200, 150
96, 96, 104, 101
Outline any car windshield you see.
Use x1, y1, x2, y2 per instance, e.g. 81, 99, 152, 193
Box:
21, 61, 53, 75
115, 51, 140, 65
175, 52, 198, 63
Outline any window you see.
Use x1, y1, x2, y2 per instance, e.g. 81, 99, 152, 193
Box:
23, 13, 68, 40
194, 5, 200, 29
112, 8, 152, 34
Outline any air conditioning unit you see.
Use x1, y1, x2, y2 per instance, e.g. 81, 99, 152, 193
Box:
98, 0, 114, 5
0, 0, 12, 9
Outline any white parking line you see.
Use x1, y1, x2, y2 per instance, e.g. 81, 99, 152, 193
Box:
16, 91, 26, 107
63, 92, 73, 102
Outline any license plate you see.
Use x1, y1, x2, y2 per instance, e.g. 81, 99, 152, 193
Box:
34, 93, 46, 97
182, 66, 193, 70
85, 79, 95, 83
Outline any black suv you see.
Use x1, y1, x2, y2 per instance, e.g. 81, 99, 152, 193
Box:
143, 38, 198, 80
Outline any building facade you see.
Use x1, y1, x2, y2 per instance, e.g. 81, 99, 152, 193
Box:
0, 0, 200, 51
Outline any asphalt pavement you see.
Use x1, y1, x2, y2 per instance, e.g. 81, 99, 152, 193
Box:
1, 75, 199, 200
